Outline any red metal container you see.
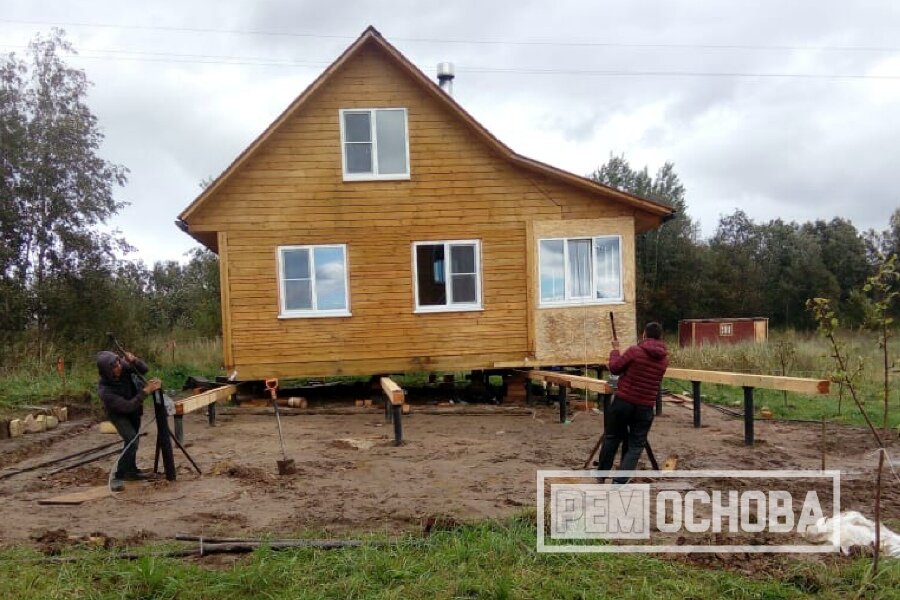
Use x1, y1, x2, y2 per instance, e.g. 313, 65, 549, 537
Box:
678, 318, 768, 347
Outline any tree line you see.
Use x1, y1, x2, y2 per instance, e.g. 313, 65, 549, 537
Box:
0, 31, 219, 366
592, 155, 900, 330
1, 31, 896, 370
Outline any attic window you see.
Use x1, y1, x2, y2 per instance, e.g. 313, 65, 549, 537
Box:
277, 245, 350, 318
413, 240, 482, 313
539, 235, 623, 307
340, 108, 409, 180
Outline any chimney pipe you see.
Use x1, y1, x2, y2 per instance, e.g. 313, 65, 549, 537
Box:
437, 62, 455, 96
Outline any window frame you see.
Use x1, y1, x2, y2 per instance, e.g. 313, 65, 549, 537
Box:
276, 244, 352, 319
719, 322, 734, 336
339, 108, 410, 181
412, 239, 483, 313
538, 235, 624, 307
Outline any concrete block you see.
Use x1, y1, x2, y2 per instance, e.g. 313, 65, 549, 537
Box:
8, 419, 23, 437
98, 421, 118, 434
24, 414, 46, 433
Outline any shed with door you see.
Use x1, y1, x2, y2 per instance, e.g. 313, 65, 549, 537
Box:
677, 318, 769, 347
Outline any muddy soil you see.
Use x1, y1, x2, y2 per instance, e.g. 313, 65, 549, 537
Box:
0, 397, 897, 567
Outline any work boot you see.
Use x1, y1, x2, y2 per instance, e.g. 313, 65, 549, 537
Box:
110, 478, 124, 492
122, 471, 153, 481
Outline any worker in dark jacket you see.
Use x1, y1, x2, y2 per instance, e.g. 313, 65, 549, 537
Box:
96, 350, 160, 483
596, 322, 668, 484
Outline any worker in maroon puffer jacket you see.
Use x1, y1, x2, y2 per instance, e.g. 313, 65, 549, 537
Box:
596, 322, 668, 484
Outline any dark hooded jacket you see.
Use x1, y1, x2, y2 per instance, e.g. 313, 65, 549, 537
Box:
608, 338, 669, 408
96, 351, 149, 416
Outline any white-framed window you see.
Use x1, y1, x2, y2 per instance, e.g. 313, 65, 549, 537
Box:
539, 235, 623, 306
277, 244, 350, 318
413, 240, 482, 313
339, 108, 410, 180
719, 322, 733, 336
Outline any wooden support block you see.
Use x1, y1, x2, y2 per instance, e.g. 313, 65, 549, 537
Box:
98, 421, 118, 434
529, 370, 612, 395
52, 406, 68, 422
363, 399, 373, 408
665, 368, 829, 395
38, 485, 112, 505
662, 456, 678, 471
174, 385, 237, 416
380, 377, 405, 406
45, 415, 59, 430
401, 404, 411, 415
8, 419, 23, 437
354, 399, 364, 407
287, 397, 307, 408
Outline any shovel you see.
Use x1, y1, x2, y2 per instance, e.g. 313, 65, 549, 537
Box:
265, 379, 296, 476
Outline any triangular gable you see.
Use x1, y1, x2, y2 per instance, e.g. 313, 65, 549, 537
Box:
178, 26, 673, 233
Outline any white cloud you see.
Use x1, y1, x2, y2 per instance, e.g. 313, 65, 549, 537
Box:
1, 0, 898, 263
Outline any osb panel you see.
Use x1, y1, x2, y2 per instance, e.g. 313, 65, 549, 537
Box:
532, 218, 638, 363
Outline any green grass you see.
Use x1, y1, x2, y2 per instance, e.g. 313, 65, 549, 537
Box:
0, 336, 224, 414
2, 518, 897, 599
667, 331, 900, 432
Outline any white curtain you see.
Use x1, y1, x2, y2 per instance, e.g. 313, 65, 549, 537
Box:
568, 239, 591, 298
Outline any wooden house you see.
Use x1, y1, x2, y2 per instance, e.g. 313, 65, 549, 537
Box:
177, 27, 674, 380
678, 318, 769, 347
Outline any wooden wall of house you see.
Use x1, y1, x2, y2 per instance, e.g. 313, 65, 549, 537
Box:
188, 42, 641, 378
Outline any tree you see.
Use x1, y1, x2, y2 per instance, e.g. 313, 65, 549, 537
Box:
802, 218, 869, 321
1, 29, 128, 356
590, 155, 700, 328
705, 210, 766, 318
756, 219, 838, 328
146, 249, 220, 337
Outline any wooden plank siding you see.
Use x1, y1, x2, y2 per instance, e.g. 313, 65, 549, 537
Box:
184, 39, 653, 379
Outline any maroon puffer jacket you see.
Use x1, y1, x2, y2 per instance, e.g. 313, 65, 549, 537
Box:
608, 339, 669, 407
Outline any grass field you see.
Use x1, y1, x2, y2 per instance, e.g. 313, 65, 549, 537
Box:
666, 330, 900, 431
1, 518, 898, 600
0, 336, 223, 414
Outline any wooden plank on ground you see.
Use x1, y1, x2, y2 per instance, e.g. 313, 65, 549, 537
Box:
380, 377, 404, 405
529, 370, 612, 394
38, 485, 111, 505
664, 368, 830, 395
175, 385, 237, 416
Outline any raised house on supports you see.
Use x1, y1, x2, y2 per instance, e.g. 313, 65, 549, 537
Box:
176, 27, 674, 387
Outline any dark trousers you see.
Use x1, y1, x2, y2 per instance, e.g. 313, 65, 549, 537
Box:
109, 412, 141, 478
596, 398, 655, 484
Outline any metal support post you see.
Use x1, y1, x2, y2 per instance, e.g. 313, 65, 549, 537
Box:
743, 386, 755, 446
692, 381, 702, 428
174, 414, 184, 444
558, 384, 567, 423
392, 403, 403, 445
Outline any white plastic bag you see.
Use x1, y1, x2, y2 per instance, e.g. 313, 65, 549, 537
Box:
805, 511, 900, 558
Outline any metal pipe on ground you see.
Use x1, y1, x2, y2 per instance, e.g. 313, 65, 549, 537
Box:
0, 436, 140, 480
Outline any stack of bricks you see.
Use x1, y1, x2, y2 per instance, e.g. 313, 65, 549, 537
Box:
1, 406, 68, 438
504, 372, 529, 405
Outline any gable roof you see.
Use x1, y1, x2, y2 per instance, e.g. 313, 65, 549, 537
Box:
178, 26, 674, 239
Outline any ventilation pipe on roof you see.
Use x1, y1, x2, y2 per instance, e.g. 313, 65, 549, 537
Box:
437, 62, 455, 96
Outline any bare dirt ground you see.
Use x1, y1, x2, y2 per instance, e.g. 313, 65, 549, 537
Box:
1, 395, 897, 563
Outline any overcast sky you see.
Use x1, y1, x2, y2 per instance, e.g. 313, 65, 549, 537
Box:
2, 1, 898, 264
